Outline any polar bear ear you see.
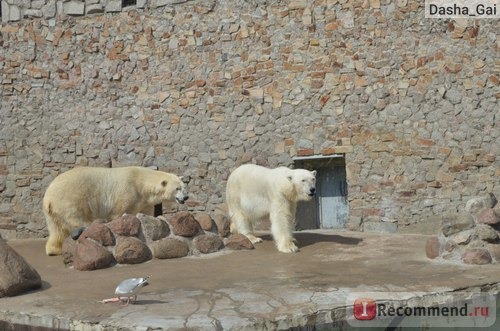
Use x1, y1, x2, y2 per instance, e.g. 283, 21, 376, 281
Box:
287, 175, 293, 181
161, 180, 168, 187
311, 170, 317, 177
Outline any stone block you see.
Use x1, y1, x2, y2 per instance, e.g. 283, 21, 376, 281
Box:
105, 0, 121, 12
64, 1, 85, 16
362, 221, 397, 233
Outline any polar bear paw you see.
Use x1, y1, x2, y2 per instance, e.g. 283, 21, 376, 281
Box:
277, 240, 299, 253
246, 234, 263, 244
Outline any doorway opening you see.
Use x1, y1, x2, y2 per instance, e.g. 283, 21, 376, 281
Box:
294, 155, 349, 230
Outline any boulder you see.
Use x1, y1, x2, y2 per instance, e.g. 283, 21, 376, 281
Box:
114, 237, 152, 264
213, 213, 231, 237
193, 233, 224, 254
475, 209, 500, 225
137, 213, 170, 244
73, 239, 115, 271
78, 221, 115, 246
150, 238, 189, 259
62, 237, 77, 265
425, 237, 440, 259
0, 239, 42, 297
225, 234, 254, 250
475, 224, 499, 243
194, 213, 214, 231
441, 213, 475, 236
449, 229, 473, 245
465, 193, 498, 214
461, 248, 492, 265
107, 214, 141, 237
169, 211, 201, 237
487, 244, 500, 262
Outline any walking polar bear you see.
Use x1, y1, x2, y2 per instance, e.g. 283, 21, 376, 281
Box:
226, 164, 317, 253
43, 166, 188, 256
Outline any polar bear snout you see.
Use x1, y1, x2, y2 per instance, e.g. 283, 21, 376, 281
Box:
308, 187, 316, 196
176, 195, 189, 204
175, 191, 189, 204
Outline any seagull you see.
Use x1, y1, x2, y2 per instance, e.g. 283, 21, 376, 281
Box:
100, 276, 150, 305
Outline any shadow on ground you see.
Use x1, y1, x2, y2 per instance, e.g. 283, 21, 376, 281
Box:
258, 232, 363, 249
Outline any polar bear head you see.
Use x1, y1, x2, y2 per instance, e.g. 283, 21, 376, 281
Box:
285, 169, 317, 202
157, 172, 189, 204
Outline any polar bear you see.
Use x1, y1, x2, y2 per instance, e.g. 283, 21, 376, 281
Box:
226, 164, 316, 253
43, 166, 188, 256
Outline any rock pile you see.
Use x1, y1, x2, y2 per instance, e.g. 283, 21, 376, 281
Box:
63, 212, 253, 271
426, 193, 500, 265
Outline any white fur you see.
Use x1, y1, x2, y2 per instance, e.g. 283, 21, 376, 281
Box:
43, 166, 188, 255
226, 164, 316, 253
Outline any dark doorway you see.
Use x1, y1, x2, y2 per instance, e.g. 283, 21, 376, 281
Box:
294, 155, 349, 229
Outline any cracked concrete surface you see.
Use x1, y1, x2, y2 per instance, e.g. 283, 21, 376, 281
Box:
1, 230, 499, 330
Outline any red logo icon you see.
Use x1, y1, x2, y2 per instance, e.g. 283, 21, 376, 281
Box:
353, 298, 377, 320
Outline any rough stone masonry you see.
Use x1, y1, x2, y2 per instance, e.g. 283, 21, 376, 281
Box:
0, 0, 498, 239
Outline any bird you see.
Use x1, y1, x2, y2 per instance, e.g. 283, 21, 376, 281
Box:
113, 276, 151, 305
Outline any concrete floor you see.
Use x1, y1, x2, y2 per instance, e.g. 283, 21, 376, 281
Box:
1, 230, 499, 330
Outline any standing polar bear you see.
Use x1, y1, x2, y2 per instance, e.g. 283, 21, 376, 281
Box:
43, 166, 188, 256
226, 164, 316, 253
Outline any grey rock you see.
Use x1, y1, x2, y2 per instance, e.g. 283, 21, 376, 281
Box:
461, 248, 492, 265
444, 88, 462, 105
107, 214, 142, 237
213, 213, 231, 237
193, 233, 224, 254
225, 234, 254, 250
137, 213, 170, 244
194, 213, 214, 231
78, 221, 115, 246
150, 238, 189, 259
475, 209, 500, 225
73, 239, 115, 271
169, 211, 201, 237
114, 237, 152, 264
476, 224, 499, 243
441, 214, 475, 237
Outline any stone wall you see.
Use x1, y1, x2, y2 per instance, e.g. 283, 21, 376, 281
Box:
0, 0, 498, 239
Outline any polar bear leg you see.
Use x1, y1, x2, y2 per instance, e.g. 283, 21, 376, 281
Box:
45, 216, 70, 256
270, 211, 298, 253
230, 210, 263, 244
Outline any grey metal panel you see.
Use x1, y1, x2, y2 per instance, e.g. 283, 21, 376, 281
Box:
296, 199, 318, 230
318, 166, 348, 229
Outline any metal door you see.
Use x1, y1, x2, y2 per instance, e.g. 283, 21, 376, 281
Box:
317, 166, 348, 228
296, 165, 348, 229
